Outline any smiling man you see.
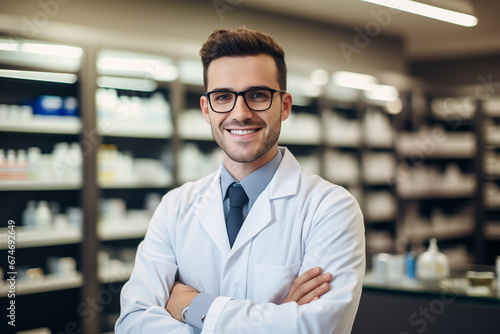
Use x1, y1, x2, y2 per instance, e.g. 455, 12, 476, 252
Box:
116, 27, 365, 334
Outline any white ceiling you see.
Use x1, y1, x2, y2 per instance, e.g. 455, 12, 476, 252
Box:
241, 0, 500, 61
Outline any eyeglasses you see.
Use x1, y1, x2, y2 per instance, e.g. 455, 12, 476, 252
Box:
204, 88, 286, 113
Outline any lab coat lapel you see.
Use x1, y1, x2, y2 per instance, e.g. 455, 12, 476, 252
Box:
195, 168, 231, 256
230, 148, 300, 253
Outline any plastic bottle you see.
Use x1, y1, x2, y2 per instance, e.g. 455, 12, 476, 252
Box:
27, 147, 41, 180
405, 245, 417, 281
17, 149, 27, 180
35, 200, 52, 229
416, 238, 450, 285
6, 149, 16, 180
52, 142, 70, 182
22, 200, 37, 228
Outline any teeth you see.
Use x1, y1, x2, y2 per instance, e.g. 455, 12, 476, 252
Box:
230, 129, 256, 135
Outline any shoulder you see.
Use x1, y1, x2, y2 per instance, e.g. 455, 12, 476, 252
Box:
294, 169, 363, 228
279, 147, 359, 210
300, 168, 356, 203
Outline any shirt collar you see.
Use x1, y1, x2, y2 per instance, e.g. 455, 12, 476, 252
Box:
221, 147, 284, 210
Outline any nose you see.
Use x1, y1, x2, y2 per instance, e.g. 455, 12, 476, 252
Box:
229, 95, 253, 120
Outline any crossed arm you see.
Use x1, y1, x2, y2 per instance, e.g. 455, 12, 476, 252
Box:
166, 266, 333, 323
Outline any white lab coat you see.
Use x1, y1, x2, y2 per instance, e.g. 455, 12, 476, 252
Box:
116, 148, 365, 333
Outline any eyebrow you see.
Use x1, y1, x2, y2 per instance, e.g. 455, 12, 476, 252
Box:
210, 85, 273, 92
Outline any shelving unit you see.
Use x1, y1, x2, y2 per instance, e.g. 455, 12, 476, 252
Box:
0, 117, 81, 134
0, 227, 82, 249
0, 273, 83, 297
0, 35, 86, 334
480, 95, 500, 264
394, 88, 481, 263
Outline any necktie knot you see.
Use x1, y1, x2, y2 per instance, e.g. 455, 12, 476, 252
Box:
228, 184, 248, 208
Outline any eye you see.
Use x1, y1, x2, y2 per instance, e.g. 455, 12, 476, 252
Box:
248, 90, 271, 101
212, 92, 234, 103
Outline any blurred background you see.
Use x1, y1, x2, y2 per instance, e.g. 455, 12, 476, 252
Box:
0, 0, 499, 333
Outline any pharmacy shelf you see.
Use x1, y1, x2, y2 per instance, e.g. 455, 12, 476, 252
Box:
365, 215, 398, 224
407, 225, 475, 242
99, 178, 172, 189
99, 222, 149, 240
396, 150, 476, 159
398, 188, 476, 200
98, 266, 134, 284
0, 227, 82, 249
0, 273, 83, 297
363, 178, 395, 186
0, 179, 82, 191
98, 123, 173, 138
0, 117, 81, 134
363, 272, 499, 299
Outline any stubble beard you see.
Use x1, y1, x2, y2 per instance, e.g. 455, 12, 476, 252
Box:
211, 118, 281, 164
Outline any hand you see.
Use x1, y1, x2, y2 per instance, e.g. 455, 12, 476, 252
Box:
281, 267, 332, 305
165, 281, 199, 322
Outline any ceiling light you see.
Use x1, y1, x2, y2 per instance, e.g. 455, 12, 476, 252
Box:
0, 39, 19, 51
332, 71, 377, 90
0, 69, 77, 84
98, 57, 178, 82
97, 76, 158, 92
20, 43, 83, 58
361, 0, 478, 27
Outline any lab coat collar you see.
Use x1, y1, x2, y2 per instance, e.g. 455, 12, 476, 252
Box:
230, 147, 301, 254
267, 147, 301, 200
196, 147, 302, 257
196, 166, 231, 255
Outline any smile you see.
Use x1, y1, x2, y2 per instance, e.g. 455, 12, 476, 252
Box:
229, 129, 258, 135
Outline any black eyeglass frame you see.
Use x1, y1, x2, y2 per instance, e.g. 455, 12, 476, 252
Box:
204, 88, 286, 113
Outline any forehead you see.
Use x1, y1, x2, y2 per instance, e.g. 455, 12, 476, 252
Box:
206, 54, 278, 90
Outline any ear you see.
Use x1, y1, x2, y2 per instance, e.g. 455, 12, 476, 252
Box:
280, 92, 292, 121
200, 95, 211, 124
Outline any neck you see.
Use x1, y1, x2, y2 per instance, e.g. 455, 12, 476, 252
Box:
223, 145, 278, 181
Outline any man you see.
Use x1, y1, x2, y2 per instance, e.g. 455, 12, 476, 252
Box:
116, 27, 365, 333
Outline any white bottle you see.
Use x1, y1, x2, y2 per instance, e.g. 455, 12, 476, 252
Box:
35, 200, 52, 229
416, 238, 450, 285
52, 142, 69, 182
27, 147, 41, 180
22, 200, 37, 228
17, 149, 27, 180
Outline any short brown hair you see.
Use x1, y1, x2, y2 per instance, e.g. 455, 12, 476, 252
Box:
199, 27, 287, 91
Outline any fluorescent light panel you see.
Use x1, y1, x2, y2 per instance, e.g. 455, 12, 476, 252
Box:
0, 69, 77, 84
20, 43, 83, 58
332, 71, 377, 90
97, 76, 158, 92
98, 57, 178, 82
362, 0, 477, 27
0, 41, 19, 52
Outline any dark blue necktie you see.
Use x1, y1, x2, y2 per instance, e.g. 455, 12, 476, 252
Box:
226, 183, 248, 247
